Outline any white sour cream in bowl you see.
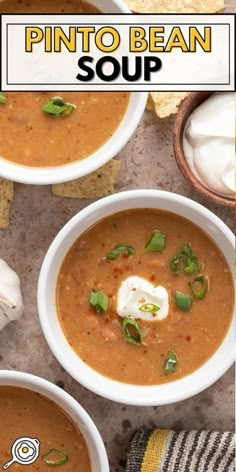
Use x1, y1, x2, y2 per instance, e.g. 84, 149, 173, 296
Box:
183, 92, 235, 199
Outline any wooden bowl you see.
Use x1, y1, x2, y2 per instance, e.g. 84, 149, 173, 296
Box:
173, 92, 235, 208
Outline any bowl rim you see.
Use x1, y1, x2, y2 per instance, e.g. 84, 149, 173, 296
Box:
173, 91, 235, 208
0, 370, 109, 471
37, 189, 235, 406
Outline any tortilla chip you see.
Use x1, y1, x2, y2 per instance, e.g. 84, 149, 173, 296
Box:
0, 179, 14, 229
146, 94, 155, 111
52, 160, 122, 199
134, 0, 223, 117
129, 0, 224, 116
125, 0, 224, 13
150, 91, 189, 118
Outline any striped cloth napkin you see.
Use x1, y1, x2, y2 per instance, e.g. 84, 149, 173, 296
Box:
126, 429, 235, 472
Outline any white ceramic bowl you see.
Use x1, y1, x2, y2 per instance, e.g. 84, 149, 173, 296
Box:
0, 370, 109, 471
0, 0, 147, 185
38, 190, 235, 406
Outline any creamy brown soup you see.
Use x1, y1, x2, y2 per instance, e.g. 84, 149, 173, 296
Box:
0, 386, 91, 471
0, 0, 100, 13
57, 209, 234, 386
0, 0, 130, 168
0, 92, 129, 167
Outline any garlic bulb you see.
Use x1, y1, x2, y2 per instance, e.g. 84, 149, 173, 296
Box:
0, 258, 24, 330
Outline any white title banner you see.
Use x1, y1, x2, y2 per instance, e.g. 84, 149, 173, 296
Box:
1, 14, 235, 91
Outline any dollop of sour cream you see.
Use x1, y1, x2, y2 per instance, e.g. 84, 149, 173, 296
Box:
183, 92, 235, 199
117, 276, 169, 321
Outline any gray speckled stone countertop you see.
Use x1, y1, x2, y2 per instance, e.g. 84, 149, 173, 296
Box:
0, 4, 235, 471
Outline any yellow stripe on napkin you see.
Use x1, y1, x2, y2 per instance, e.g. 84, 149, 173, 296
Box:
141, 430, 170, 472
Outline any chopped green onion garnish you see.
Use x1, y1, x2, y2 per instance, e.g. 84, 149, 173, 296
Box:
170, 243, 201, 275
89, 291, 109, 313
181, 243, 193, 258
191, 275, 208, 299
42, 449, 69, 466
145, 230, 167, 252
175, 291, 192, 311
122, 318, 142, 346
139, 303, 160, 313
170, 254, 185, 275
0, 92, 7, 104
164, 349, 177, 374
43, 96, 76, 117
106, 245, 135, 260
184, 256, 201, 274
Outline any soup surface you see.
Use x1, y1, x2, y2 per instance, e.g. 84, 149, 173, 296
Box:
0, 1, 130, 168
57, 209, 234, 385
0, 0, 100, 14
0, 386, 91, 471
0, 92, 129, 167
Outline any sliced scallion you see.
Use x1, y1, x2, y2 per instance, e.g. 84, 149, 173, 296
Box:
145, 231, 167, 252
122, 317, 142, 346
184, 256, 201, 274
175, 291, 192, 311
181, 243, 192, 258
170, 243, 201, 275
0, 92, 7, 104
191, 275, 208, 299
170, 254, 185, 275
106, 245, 135, 260
43, 97, 76, 117
164, 349, 177, 374
89, 291, 109, 313
139, 303, 160, 313
42, 449, 69, 466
